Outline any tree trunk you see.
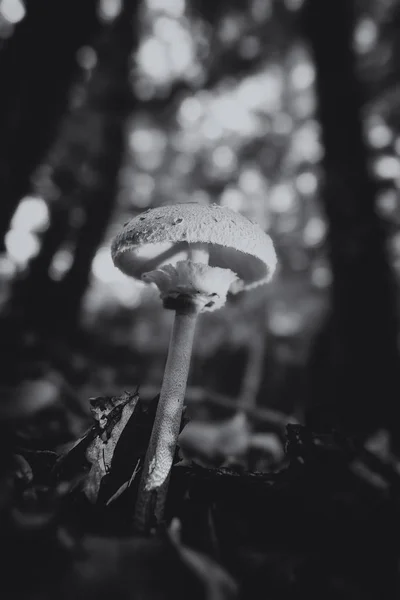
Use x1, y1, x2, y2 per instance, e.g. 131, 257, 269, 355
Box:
7, 0, 139, 338
302, 0, 400, 438
54, 1, 138, 333
0, 0, 100, 248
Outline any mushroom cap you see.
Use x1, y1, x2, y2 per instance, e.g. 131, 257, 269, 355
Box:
111, 203, 277, 291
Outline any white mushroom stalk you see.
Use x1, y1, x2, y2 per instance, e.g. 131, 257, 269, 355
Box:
134, 260, 237, 531
110, 202, 277, 533
187, 242, 210, 264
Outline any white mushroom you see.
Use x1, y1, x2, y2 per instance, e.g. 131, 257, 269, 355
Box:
111, 202, 277, 532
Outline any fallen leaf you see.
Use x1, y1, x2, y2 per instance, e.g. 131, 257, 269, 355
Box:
12, 454, 33, 485
168, 519, 237, 599
83, 391, 140, 503
174, 544, 237, 600
59, 533, 238, 600
0, 379, 59, 419
178, 412, 250, 468
105, 459, 141, 506
249, 432, 285, 467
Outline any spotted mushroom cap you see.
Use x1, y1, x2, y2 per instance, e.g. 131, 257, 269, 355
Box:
111, 203, 277, 291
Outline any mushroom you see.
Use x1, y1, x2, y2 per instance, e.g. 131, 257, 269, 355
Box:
111, 202, 277, 532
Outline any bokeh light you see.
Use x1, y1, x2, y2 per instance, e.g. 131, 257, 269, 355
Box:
374, 156, 400, 180
5, 230, 40, 266
146, 0, 185, 18
48, 248, 74, 281
354, 17, 378, 54
97, 0, 122, 22
0, 0, 25, 24
11, 196, 49, 233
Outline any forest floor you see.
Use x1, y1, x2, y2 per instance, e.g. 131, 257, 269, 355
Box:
1, 384, 400, 600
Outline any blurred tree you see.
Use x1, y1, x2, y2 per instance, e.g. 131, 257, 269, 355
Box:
10, 0, 139, 336
0, 0, 100, 250
51, 2, 139, 334
0, 0, 140, 382
302, 0, 400, 440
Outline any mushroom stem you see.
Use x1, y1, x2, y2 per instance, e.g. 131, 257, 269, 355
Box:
188, 242, 209, 264
134, 303, 200, 533
131, 242, 188, 277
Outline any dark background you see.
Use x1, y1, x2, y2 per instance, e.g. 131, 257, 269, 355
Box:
1, 1, 400, 597
1, 0, 400, 441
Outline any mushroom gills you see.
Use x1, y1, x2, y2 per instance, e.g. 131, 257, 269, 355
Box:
117, 242, 269, 287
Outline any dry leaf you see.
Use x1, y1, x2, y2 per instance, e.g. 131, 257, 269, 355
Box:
83, 390, 140, 503
178, 412, 250, 468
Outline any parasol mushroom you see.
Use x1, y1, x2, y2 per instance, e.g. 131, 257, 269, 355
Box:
111, 202, 277, 532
